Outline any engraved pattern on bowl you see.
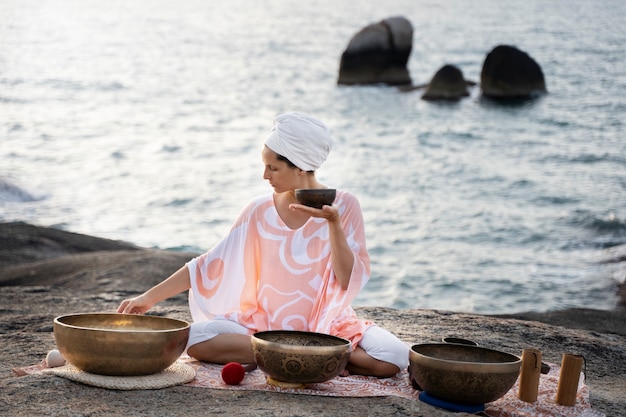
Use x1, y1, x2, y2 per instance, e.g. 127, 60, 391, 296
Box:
251, 330, 351, 384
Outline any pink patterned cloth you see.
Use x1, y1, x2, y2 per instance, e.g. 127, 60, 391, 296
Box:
16, 359, 603, 416
183, 359, 603, 416
485, 365, 604, 417
185, 357, 421, 398
187, 191, 373, 346
187, 358, 604, 417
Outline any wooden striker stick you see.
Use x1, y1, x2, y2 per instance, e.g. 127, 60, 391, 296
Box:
518, 348, 542, 402
555, 353, 584, 406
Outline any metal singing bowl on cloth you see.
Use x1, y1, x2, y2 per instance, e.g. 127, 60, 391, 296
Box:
53, 313, 190, 376
251, 330, 351, 384
409, 343, 521, 405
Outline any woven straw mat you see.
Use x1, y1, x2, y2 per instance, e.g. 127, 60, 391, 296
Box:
42, 361, 196, 390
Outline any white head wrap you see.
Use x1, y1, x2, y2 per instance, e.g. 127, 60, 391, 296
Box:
264, 112, 333, 171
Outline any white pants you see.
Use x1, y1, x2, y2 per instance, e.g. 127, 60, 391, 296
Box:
186, 318, 409, 371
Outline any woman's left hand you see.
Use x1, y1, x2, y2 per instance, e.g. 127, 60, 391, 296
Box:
289, 203, 339, 222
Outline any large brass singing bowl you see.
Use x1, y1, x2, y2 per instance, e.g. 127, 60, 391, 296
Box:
409, 343, 521, 405
251, 330, 351, 384
53, 313, 190, 376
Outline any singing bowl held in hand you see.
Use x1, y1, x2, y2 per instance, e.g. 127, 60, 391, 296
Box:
251, 330, 351, 384
53, 313, 190, 376
409, 343, 521, 405
295, 189, 336, 209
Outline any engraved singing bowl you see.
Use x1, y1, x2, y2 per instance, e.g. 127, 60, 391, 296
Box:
53, 313, 190, 376
295, 189, 336, 209
251, 330, 351, 384
409, 343, 521, 405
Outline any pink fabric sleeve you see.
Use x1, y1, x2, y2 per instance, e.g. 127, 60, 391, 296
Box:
308, 192, 374, 345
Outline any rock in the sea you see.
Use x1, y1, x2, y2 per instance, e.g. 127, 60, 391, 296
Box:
338, 16, 413, 86
0, 178, 40, 203
421, 64, 471, 100
480, 45, 547, 99
599, 244, 626, 307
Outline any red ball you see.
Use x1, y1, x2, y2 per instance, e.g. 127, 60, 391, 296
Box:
221, 362, 245, 385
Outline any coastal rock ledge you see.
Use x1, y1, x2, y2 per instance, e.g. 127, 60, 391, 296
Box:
1, 222, 624, 416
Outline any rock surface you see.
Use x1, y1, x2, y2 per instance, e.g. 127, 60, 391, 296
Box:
480, 44, 547, 99
421, 64, 471, 101
338, 16, 413, 86
1, 222, 624, 416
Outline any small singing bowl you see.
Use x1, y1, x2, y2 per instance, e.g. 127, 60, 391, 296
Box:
295, 189, 336, 209
251, 330, 351, 385
53, 313, 190, 376
409, 343, 521, 405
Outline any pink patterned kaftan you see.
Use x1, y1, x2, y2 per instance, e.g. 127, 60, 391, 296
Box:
187, 190, 373, 347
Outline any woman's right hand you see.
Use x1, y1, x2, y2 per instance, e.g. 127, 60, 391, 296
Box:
117, 294, 154, 315
116, 265, 192, 315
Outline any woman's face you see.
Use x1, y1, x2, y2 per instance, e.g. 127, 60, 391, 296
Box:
262, 146, 300, 193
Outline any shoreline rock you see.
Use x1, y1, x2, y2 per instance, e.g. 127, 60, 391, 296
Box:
337, 16, 413, 86
1, 222, 624, 416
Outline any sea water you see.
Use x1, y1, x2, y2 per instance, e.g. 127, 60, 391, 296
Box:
1, 0, 625, 314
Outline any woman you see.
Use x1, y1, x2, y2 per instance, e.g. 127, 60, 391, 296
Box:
118, 112, 409, 377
